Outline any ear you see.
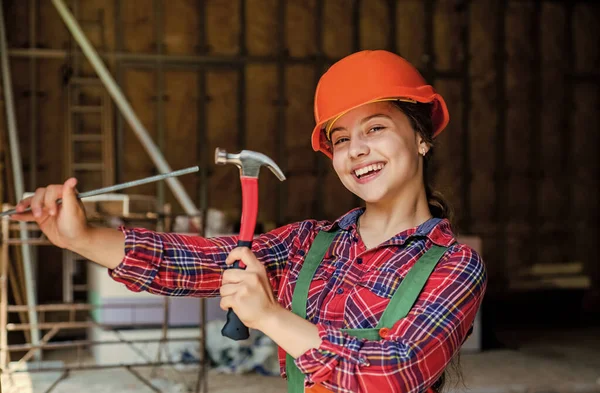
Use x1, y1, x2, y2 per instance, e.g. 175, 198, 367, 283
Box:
416, 135, 429, 156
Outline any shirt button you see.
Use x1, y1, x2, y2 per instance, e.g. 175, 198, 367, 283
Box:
356, 258, 363, 265
336, 288, 344, 295
379, 327, 390, 339
298, 250, 305, 257
353, 237, 359, 242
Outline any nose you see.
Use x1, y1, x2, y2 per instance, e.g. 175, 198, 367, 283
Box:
348, 134, 369, 158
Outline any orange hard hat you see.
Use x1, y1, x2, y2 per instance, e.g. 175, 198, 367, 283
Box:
311, 50, 450, 158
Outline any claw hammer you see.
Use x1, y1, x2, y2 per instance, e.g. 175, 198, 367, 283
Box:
215, 148, 286, 340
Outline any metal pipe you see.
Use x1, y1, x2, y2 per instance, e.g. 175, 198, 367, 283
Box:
0, 166, 199, 217
1, 214, 9, 369
15, 325, 60, 367
51, 0, 200, 216
126, 366, 161, 393
0, 0, 42, 356
7, 336, 201, 351
6, 360, 200, 374
7, 301, 169, 312
6, 320, 195, 331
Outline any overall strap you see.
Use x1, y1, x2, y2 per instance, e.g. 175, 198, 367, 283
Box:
290, 230, 339, 318
287, 229, 339, 393
377, 245, 449, 328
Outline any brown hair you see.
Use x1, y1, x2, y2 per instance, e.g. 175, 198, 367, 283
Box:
391, 100, 454, 222
391, 100, 463, 392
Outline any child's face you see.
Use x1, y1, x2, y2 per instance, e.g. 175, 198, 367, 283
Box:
330, 101, 426, 206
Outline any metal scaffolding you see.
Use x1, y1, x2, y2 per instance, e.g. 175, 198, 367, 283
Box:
0, 0, 208, 391
0, 0, 41, 361
0, 205, 208, 393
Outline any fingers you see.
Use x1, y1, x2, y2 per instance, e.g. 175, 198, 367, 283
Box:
221, 267, 260, 286
60, 178, 80, 216
9, 212, 35, 222
13, 178, 79, 219
225, 247, 261, 271
220, 269, 261, 302
15, 196, 32, 213
11, 197, 35, 221
43, 185, 64, 216
219, 283, 235, 298
220, 295, 233, 311
30, 187, 49, 218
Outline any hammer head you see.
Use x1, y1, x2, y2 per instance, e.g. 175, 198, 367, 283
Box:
215, 148, 286, 181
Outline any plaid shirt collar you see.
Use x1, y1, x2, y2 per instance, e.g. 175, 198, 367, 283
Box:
322, 207, 456, 248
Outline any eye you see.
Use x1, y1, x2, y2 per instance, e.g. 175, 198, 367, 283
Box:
368, 126, 385, 133
333, 137, 349, 146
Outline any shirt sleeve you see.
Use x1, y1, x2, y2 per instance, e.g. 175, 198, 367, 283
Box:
293, 244, 487, 393
109, 223, 300, 298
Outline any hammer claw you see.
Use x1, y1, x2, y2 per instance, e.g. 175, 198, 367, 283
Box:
215, 148, 286, 181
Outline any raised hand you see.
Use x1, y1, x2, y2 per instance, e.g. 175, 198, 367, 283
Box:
11, 177, 89, 249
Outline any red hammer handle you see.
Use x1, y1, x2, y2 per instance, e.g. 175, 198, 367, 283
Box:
221, 176, 258, 340
238, 176, 258, 244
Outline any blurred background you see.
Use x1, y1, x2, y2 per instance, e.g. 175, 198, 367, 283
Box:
0, 0, 599, 392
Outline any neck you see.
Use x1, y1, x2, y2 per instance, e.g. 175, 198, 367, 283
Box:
360, 186, 432, 242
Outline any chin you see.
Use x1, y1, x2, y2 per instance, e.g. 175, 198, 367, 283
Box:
353, 190, 388, 204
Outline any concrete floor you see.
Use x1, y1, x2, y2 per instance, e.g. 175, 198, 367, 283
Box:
2, 326, 599, 393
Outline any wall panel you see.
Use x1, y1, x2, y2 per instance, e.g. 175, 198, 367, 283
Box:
206, 0, 241, 55
286, 0, 317, 57
246, 65, 278, 223
164, 0, 200, 55
359, 0, 391, 50
121, 68, 157, 195
246, 0, 278, 56
322, 0, 353, 58
164, 70, 199, 211
206, 70, 240, 218
396, 1, 426, 68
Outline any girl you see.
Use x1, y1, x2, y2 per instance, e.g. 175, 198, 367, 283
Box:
13, 50, 487, 393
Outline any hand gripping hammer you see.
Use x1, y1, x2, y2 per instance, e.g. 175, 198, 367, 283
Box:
215, 148, 286, 340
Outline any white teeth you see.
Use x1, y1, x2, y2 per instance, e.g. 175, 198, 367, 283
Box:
354, 163, 384, 178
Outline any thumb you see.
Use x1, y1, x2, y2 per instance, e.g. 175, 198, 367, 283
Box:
61, 178, 81, 214
238, 247, 262, 272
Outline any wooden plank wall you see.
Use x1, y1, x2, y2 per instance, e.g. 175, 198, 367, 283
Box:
1, 0, 599, 299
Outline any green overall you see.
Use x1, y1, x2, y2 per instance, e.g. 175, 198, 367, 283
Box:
286, 229, 450, 393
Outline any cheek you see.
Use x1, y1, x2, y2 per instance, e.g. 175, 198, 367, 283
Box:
331, 155, 345, 177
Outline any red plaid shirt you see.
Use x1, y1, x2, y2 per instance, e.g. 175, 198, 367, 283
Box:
110, 208, 487, 392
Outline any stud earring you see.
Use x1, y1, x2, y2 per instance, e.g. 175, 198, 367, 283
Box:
421, 148, 427, 156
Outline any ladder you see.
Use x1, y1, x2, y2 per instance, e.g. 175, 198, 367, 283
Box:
63, 2, 113, 303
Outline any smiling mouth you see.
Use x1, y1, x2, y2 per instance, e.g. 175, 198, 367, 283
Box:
353, 163, 385, 179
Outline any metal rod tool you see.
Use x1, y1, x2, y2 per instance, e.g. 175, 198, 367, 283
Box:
0, 166, 200, 217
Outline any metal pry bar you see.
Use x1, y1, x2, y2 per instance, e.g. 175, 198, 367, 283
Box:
0, 166, 200, 217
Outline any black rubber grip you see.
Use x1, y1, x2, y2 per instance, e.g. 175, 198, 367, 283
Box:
221, 238, 252, 340
238, 240, 252, 248
221, 308, 250, 341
